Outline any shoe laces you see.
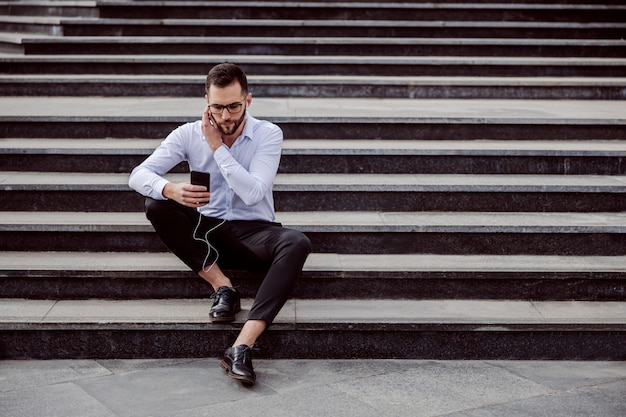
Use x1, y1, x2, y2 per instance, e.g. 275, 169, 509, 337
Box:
210, 286, 237, 300
234, 344, 260, 359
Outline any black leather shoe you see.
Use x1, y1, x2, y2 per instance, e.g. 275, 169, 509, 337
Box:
209, 286, 241, 323
221, 344, 256, 385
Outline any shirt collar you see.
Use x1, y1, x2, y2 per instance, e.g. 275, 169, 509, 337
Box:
239, 113, 256, 142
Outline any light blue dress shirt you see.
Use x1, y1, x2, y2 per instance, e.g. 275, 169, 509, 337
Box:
129, 113, 283, 222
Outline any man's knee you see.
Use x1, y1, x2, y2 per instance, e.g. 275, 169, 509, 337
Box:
145, 197, 163, 216
145, 197, 180, 222
285, 229, 312, 257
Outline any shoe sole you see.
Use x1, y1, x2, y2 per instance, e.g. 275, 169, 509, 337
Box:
220, 359, 255, 385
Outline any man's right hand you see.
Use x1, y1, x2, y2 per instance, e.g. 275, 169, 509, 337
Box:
162, 182, 211, 208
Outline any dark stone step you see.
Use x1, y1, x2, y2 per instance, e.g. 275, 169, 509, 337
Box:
1, 172, 625, 212
1, 211, 625, 255
60, 18, 626, 40
2, 75, 624, 100
2, 117, 624, 140
1, 55, 623, 77
3, 148, 626, 175
1, 252, 624, 301
0, 2, 98, 18
3, 138, 625, 175
96, 2, 626, 23
1, 298, 624, 359
18, 37, 626, 58
4, 186, 626, 213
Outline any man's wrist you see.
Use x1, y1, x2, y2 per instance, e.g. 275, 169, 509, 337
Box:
161, 182, 173, 199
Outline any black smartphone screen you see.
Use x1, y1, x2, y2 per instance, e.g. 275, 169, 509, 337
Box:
190, 171, 210, 191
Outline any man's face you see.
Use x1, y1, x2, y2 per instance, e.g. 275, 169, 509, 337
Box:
206, 82, 250, 137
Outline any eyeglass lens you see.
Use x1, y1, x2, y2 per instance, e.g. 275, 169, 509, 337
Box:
210, 102, 243, 114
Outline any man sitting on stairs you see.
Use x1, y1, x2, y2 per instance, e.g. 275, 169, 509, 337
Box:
128, 62, 311, 385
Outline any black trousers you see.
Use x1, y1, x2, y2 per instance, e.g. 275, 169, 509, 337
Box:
145, 198, 311, 325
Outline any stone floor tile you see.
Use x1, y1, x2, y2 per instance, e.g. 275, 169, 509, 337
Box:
0, 360, 111, 392
0, 382, 118, 417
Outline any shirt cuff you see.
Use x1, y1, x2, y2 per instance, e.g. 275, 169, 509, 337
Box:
153, 177, 171, 200
213, 144, 230, 162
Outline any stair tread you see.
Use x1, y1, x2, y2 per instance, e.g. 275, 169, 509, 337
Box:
3, 54, 624, 64
1, 251, 624, 273
2, 171, 625, 192
4, 74, 626, 86
0, 96, 624, 122
1, 298, 624, 328
54, 17, 626, 29
3, 138, 626, 155
91, 1, 626, 10
15, 35, 626, 46
1, 211, 625, 232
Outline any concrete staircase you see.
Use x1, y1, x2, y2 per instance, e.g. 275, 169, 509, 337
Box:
0, 0, 625, 360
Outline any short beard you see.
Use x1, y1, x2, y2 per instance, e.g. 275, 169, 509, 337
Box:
216, 107, 246, 136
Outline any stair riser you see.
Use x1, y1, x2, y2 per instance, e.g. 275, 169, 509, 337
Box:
3, 81, 624, 100
1, 273, 624, 301
2, 153, 625, 175
1, 329, 624, 360
279, 155, 626, 175
2, 120, 625, 140
98, 5, 626, 23
0, 5, 97, 18
0, 21, 61, 36
2, 61, 624, 77
1, 231, 624, 255
21, 42, 626, 58
2, 190, 625, 213
62, 23, 626, 40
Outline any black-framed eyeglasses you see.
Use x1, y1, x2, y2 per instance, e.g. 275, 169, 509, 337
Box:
208, 98, 246, 115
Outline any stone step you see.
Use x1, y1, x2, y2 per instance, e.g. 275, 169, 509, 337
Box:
1, 97, 624, 140
1, 297, 624, 359
0, 16, 69, 36
7, 35, 625, 58
58, 18, 626, 39
0, 0, 98, 18
3, 138, 626, 175
1, 54, 624, 77
1, 211, 625, 255
1, 251, 624, 301
94, 1, 626, 23
2, 0, 623, 364
4, 16, 625, 39
2, 74, 625, 100
2, 171, 625, 212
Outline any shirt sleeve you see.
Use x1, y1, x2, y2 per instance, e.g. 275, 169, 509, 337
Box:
212, 123, 283, 207
128, 123, 190, 200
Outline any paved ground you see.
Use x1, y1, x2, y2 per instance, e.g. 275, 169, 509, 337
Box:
1, 359, 625, 416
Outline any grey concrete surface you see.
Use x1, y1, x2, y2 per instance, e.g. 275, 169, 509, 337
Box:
2, 297, 625, 326
1, 251, 625, 274
3, 210, 626, 234
1, 96, 625, 121
0, 359, 624, 417
3, 171, 626, 192
3, 137, 626, 155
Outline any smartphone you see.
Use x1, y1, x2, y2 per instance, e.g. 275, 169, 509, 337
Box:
190, 171, 210, 191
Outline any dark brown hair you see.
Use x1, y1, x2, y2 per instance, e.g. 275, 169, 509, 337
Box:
205, 63, 248, 94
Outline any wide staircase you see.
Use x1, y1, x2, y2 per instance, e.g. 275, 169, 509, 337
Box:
0, 0, 625, 360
